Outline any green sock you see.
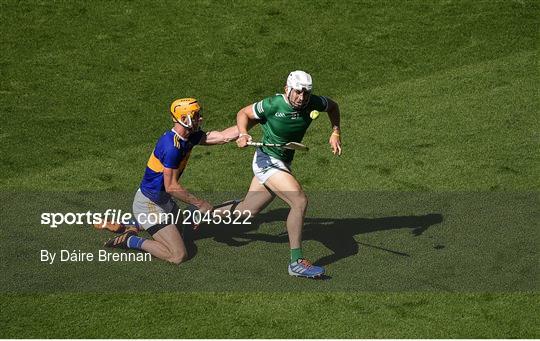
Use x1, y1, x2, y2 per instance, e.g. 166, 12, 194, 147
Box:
290, 248, 303, 263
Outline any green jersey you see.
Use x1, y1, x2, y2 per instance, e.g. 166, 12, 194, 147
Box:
252, 94, 328, 162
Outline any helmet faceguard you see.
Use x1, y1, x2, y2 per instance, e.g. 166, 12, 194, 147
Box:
170, 98, 203, 131
286, 70, 313, 109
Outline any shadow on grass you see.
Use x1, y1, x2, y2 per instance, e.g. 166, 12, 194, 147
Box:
186, 209, 443, 267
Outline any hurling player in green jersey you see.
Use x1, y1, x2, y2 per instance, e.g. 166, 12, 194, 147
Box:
231, 70, 341, 278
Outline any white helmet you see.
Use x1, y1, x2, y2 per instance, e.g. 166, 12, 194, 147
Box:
286, 70, 313, 91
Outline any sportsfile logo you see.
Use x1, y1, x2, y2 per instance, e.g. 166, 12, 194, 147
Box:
40, 209, 252, 228
41, 209, 135, 228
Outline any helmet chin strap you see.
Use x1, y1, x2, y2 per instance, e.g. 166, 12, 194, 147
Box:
286, 88, 292, 105
170, 112, 196, 129
182, 114, 193, 129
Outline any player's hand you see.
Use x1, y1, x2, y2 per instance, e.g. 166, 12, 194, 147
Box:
197, 200, 213, 214
329, 131, 342, 156
236, 133, 252, 148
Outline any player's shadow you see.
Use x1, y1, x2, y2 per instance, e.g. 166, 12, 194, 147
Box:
187, 208, 443, 266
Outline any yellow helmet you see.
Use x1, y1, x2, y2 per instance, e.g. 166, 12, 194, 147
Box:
170, 98, 202, 129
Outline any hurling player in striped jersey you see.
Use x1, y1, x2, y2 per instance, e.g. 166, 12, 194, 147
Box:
104, 98, 238, 264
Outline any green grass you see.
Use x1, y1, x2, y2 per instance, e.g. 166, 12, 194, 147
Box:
1, 293, 538, 338
0, 0, 538, 338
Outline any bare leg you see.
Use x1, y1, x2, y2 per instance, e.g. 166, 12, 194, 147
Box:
140, 224, 187, 264
215, 176, 276, 217
264, 171, 307, 249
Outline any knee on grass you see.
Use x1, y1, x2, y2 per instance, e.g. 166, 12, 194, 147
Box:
168, 250, 187, 265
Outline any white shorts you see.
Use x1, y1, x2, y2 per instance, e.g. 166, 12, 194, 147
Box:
132, 189, 180, 235
252, 148, 292, 184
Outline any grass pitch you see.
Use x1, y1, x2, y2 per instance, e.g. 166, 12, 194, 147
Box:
0, 0, 538, 338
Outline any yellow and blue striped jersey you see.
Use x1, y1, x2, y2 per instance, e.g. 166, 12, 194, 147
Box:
140, 129, 205, 204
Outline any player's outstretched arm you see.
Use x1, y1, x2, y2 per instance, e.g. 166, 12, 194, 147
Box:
201, 125, 239, 145
236, 104, 259, 148
326, 98, 342, 156
163, 167, 212, 212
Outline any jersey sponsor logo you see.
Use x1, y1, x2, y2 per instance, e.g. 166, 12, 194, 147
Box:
274, 111, 300, 119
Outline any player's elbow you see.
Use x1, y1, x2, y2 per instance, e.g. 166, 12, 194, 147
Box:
164, 184, 174, 194
236, 112, 246, 125
164, 183, 179, 195
327, 99, 339, 113
237, 105, 253, 121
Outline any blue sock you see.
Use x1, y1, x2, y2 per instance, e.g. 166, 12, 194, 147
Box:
127, 235, 145, 250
